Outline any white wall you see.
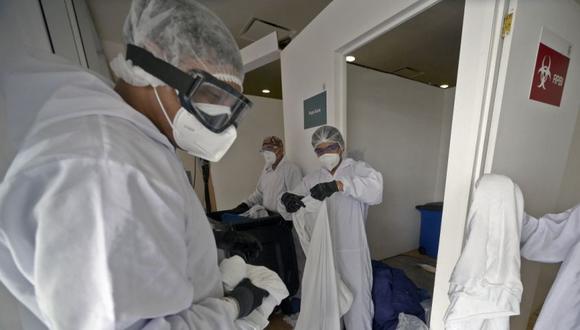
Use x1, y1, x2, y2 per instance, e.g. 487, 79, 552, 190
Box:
558, 112, 580, 211
484, 1, 580, 328
211, 95, 285, 210
491, 2, 580, 218
280, 0, 434, 173
347, 65, 453, 259
434, 88, 455, 201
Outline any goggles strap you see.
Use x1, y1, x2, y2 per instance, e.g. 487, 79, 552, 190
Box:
126, 44, 196, 95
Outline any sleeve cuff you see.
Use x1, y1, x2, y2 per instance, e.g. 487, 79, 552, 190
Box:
338, 178, 352, 195
222, 297, 240, 320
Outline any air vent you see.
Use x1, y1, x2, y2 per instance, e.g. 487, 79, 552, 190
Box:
240, 18, 295, 43
392, 67, 424, 79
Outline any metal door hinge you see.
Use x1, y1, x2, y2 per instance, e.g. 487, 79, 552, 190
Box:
502, 12, 514, 38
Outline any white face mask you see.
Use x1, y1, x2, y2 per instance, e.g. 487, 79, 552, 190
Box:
319, 153, 341, 171
154, 88, 237, 162
263, 151, 277, 166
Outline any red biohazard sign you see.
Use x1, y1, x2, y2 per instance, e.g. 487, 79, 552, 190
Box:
529, 43, 570, 107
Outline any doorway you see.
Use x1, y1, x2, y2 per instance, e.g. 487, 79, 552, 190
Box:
345, 0, 464, 322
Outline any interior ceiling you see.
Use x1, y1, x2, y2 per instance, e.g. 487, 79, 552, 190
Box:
87, 0, 464, 99
351, 0, 465, 88
243, 60, 282, 99
86, 0, 332, 100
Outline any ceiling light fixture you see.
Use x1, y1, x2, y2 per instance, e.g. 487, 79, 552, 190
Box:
440, 84, 449, 89
262, 89, 271, 94
346, 55, 356, 63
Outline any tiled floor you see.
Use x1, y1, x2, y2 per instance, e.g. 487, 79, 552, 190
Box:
381, 250, 437, 297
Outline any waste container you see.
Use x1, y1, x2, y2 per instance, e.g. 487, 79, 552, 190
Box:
415, 202, 443, 258
208, 211, 300, 298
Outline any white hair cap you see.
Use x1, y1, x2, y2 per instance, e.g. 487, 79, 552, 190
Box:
311, 125, 345, 149
111, 0, 244, 89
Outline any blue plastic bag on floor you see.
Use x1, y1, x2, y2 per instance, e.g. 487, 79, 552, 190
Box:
372, 261, 426, 330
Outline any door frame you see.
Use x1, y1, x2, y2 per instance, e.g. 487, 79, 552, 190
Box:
330, 0, 511, 328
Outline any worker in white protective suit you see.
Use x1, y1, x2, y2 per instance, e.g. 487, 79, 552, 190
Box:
0, 0, 277, 328
521, 203, 580, 329
279, 125, 384, 330
231, 136, 302, 214
230, 136, 305, 309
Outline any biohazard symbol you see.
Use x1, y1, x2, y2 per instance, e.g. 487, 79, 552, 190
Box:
537, 56, 551, 90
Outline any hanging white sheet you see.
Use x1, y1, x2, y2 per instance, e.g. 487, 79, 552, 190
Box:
292, 196, 353, 330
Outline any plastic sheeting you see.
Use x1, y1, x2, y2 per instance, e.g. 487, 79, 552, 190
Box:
371, 261, 426, 330
292, 196, 353, 330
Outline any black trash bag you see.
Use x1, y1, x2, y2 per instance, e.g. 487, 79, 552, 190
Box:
217, 230, 263, 262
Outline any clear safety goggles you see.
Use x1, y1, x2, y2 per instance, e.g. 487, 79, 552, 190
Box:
260, 145, 280, 153
314, 143, 341, 157
126, 44, 252, 134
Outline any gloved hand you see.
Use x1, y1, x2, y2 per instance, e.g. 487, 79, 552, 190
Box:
227, 278, 270, 318
281, 192, 305, 213
310, 181, 340, 201
230, 203, 250, 214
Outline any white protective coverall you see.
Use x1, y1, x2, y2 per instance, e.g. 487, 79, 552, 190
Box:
0, 61, 240, 329
521, 203, 580, 329
244, 157, 302, 212
245, 157, 305, 294
281, 157, 383, 330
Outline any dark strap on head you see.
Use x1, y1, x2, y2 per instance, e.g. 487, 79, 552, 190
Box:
125, 44, 196, 95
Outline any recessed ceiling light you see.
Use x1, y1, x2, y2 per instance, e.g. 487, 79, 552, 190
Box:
440, 84, 449, 89
346, 55, 356, 63
262, 89, 271, 94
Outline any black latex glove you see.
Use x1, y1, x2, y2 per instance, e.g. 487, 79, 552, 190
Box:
281, 192, 305, 213
227, 278, 269, 318
230, 203, 250, 214
310, 181, 339, 201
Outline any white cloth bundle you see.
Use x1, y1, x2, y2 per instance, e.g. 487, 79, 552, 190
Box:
444, 174, 524, 329
220, 256, 289, 330
240, 205, 270, 219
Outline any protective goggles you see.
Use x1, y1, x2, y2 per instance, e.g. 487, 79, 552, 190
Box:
314, 143, 341, 157
260, 137, 283, 152
126, 44, 252, 134
260, 145, 279, 152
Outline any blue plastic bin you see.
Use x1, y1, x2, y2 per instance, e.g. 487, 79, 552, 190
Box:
415, 202, 443, 258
